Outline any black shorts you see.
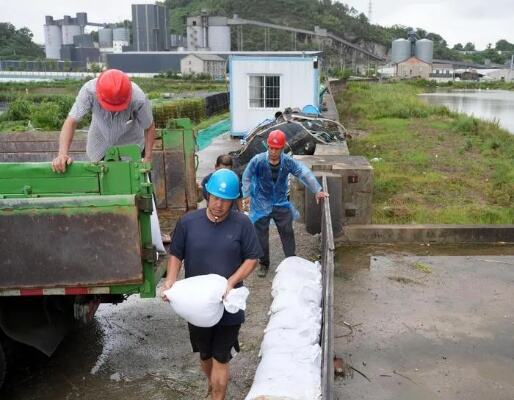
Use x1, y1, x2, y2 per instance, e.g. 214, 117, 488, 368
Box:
188, 323, 241, 364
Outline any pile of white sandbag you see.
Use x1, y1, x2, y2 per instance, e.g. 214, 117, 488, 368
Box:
245, 257, 323, 400
163, 274, 249, 327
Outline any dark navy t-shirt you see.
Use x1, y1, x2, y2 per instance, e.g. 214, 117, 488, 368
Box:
169, 209, 262, 325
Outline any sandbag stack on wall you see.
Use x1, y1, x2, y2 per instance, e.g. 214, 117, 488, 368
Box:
245, 257, 323, 400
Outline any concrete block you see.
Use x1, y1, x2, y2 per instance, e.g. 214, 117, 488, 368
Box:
305, 172, 343, 236
314, 143, 349, 156
292, 155, 374, 225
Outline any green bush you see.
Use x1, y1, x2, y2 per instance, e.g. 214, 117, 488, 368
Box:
7, 97, 32, 120
147, 91, 161, 100
52, 95, 74, 120
153, 98, 206, 128
0, 120, 29, 132
31, 102, 62, 129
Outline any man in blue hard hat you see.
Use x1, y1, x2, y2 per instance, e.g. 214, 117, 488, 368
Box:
200, 154, 243, 211
162, 169, 262, 400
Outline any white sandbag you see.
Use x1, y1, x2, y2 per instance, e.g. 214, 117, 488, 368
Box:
275, 257, 321, 281
245, 348, 322, 400
265, 306, 322, 333
259, 328, 319, 356
270, 285, 322, 314
164, 274, 226, 327
246, 256, 323, 400
271, 260, 322, 298
271, 279, 321, 299
223, 286, 250, 314
150, 197, 166, 254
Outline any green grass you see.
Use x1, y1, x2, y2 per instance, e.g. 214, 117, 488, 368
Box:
193, 112, 229, 131
338, 81, 514, 224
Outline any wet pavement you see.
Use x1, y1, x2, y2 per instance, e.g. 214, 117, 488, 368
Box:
196, 133, 241, 182
2, 223, 320, 400
334, 243, 514, 400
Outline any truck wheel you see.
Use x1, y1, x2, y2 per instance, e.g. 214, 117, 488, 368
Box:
0, 341, 6, 389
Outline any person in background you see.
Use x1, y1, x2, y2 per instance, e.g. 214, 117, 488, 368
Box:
242, 129, 329, 277
52, 68, 155, 172
162, 169, 261, 400
201, 154, 243, 211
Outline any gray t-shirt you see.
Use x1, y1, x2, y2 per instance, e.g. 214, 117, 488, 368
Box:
68, 78, 153, 161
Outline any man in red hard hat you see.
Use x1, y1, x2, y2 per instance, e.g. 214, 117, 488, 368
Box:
242, 129, 329, 277
52, 69, 155, 172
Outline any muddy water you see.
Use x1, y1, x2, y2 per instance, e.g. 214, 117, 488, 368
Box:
334, 243, 514, 400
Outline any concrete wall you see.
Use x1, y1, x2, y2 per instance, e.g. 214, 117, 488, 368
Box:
229, 56, 320, 136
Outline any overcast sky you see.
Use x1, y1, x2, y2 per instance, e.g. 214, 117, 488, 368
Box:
2, 0, 513, 50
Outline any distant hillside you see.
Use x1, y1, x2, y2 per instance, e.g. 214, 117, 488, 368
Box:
165, 0, 463, 60
0, 23, 44, 60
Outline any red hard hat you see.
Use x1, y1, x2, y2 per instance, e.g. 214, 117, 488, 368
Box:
96, 69, 132, 112
267, 129, 286, 149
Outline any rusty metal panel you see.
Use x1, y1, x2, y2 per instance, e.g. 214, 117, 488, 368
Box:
184, 151, 197, 209
0, 197, 143, 289
164, 150, 186, 209
151, 151, 166, 209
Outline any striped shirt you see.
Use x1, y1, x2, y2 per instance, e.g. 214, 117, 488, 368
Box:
69, 79, 153, 161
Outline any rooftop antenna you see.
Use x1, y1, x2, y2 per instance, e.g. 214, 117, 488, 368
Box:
368, 1, 372, 23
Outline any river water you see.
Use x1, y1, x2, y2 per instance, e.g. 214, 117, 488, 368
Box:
419, 89, 514, 134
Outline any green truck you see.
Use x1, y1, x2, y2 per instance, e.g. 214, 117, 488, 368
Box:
0, 144, 167, 387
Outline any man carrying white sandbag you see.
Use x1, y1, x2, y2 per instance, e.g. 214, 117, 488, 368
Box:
161, 168, 262, 400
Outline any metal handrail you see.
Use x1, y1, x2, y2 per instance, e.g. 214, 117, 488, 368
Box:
320, 174, 335, 399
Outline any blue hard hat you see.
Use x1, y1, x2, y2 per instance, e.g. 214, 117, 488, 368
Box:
206, 169, 240, 200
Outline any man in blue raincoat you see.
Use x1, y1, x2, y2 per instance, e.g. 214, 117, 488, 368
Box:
241, 129, 329, 277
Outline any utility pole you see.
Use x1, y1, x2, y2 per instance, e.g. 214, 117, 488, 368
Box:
368, 1, 373, 23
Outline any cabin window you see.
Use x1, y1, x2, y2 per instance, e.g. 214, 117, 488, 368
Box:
249, 75, 280, 108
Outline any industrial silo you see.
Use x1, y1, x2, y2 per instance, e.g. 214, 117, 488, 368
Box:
415, 38, 434, 64
62, 15, 81, 46
187, 16, 207, 50
99, 28, 113, 48
113, 28, 130, 43
207, 16, 230, 51
44, 21, 62, 59
391, 38, 411, 64
113, 28, 130, 53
